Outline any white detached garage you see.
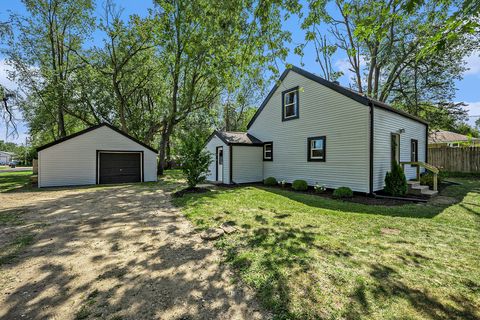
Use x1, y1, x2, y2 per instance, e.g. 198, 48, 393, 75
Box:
37, 123, 158, 187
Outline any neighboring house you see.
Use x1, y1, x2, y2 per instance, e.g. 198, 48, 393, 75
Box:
204, 66, 428, 193
0, 151, 15, 165
37, 123, 158, 188
429, 130, 480, 148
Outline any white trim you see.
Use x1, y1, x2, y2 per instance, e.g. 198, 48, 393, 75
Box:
263, 143, 272, 159
310, 138, 324, 160
284, 90, 298, 119
96, 151, 143, 184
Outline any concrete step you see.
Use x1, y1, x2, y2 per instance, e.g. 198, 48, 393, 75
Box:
421, 189, 438, 197
407, 180, 420, 188
406, 181, 438, 197
409, 185, 431, 196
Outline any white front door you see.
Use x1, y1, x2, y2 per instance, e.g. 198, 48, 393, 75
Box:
216, 147, 223, 182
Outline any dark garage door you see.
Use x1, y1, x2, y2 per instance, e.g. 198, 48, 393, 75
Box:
99, 152, 141, 184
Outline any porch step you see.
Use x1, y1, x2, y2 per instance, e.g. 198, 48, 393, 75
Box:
421, 189, 438, 197
407, 181, 420, 188
407, 181, 438, 197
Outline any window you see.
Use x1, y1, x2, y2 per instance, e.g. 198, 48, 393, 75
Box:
391, 133, 400, 165
411, 139, 418, 165
282, 87, 299, 121
307, 136, 326, 162
263, 142, 273, 161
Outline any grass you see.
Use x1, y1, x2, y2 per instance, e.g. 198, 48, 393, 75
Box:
173, 178, 480, 319
0, 171, 33, 192
0, 234, 35, 266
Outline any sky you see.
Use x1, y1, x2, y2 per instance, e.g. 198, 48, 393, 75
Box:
1, 0, 479, 144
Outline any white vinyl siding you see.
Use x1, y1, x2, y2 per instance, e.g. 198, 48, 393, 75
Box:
38, 126, 157, 187
232, 146, 263, 183
205, 135, 230, 184
373, 107, 427, 191
248, 71, 370, 192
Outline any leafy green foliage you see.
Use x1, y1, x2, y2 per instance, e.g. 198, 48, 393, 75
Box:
178, 133, 212, 189
264, 177, 277, 186
332, 186, 353, 199
292, 179, 308, 191
299, 0, 476, 129
420, 171, 444, 188
384, 162, 408, 196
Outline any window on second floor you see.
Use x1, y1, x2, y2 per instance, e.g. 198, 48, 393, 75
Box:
282, 87, 299, 121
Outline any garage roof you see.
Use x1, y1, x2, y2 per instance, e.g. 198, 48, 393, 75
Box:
36, 123, 158, 153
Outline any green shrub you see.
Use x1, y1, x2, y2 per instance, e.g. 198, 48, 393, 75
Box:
178, 132, 212, 188
333, 187, 353, 199
264, 177, 277, 186
420, 172, 443, 188
292, 179, 308, 191
384, 162, 408, 196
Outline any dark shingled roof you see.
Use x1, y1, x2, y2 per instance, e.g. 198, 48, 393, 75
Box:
205, 131, 263, 146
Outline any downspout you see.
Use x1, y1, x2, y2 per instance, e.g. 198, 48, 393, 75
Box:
369, 101, 374, 196
425, 123, 429, 164
229, 145, 233, 184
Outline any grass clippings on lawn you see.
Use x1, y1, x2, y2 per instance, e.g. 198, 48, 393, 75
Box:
173, 179, 480, 320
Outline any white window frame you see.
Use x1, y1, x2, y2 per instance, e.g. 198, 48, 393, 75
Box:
263, 142, 273, 161
307, 136, 326, 162
284, 91, 297, 119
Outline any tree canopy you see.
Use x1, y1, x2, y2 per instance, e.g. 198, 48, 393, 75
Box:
1, 0, 478, 168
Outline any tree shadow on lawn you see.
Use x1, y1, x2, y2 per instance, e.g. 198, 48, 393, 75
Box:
174, 187, 480, 319
0, 186, 262, 319
345, 264, 479, 320
217, 216, 480, 319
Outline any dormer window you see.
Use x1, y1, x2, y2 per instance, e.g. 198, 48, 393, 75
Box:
282, 87, 299, 121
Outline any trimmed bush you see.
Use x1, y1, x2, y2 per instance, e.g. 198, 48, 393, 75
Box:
264, 177, 277, 186
420, 172, 443, 188
384, 162, 408, 196
333, 187, 353, 199
292, 179, 308, 191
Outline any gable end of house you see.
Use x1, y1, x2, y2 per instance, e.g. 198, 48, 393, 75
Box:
247, 66, 427, 130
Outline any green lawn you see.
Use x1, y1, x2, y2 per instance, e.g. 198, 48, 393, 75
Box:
173, 179, 480, 319
0, 171, 33, 193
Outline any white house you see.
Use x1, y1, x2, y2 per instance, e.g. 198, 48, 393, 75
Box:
204, 66, 429, 194
0, 151, 15, 165
37, 123, 158, 187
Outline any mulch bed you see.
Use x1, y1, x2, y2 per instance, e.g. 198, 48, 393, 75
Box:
218, 183, 446, 206
176, 181, 454, 206
172, 187, 211, 198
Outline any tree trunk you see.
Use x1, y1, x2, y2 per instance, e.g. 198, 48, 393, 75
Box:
157, 122, 173, 175
58, 103, 66, 137
165, 138, 172, 169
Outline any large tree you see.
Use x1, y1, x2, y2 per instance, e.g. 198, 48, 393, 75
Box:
299, 0, 474, 129
5, 0, 94, 140
152, 0, 293, 174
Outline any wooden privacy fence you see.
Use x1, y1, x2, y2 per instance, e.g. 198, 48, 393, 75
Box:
428, 146, 480, 173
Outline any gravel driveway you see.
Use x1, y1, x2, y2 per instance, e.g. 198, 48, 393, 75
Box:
0, 184, 265, 319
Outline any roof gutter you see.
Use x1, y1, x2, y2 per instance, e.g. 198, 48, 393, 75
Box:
369, 101, 374, 195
